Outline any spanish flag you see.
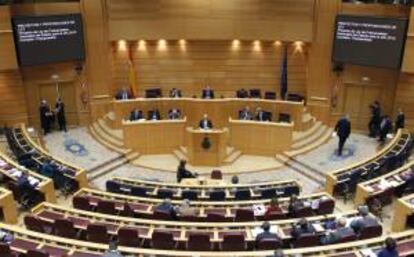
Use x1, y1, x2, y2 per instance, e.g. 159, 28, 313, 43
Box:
128, 52, 138, 98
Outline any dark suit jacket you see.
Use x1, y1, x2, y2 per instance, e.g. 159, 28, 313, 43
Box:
335, 118, 351, 139
115, 90, 131, 100
291, 224, 316, 239
377, 248, 399, 257
255, 231, 281, 246
239, 110, 253, 120
202, 89, 215, 99
148, 110, 161, 120
168, 110, 181, 120
396, 113, 405, 129
256, 111, 268, 121
237, 90, 249, 98
170, 89, 182, 98
199, 118, 213, 129
130, 111, 143, 121
380, 118, 392, 135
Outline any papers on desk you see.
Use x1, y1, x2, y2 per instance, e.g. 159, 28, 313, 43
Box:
312, 223, 325, 233
253, 204, 266, 216
28, 177, 40, 187
360, 248, 377, 257
377, 179, 391, 190
251, 225, 279, 238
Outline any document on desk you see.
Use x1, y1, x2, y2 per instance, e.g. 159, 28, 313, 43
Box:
253, 204, 266, 216
360, 248, 376, 257
251, 225, 279, 237
312, 223, 325, 233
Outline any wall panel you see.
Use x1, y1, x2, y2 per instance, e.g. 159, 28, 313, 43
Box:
0, 71, 28, 125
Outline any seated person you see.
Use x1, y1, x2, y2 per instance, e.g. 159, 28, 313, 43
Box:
202, 86, 215, 99
239, 106, 253, 120
40, 159, 57, 178
377, 237, 399, 257
265, 198, 283, 218
401, 167, 414, 182
155, 198, 177, 220
17, 150, 36, 169
129, 108, 144, 121
288, 195, 304, 216
168, 108, 181, 120
17, 170, 38, 206
255, 221, 281, 248
237, 88, 249, 98
148, 108, 161, 120
321, 217, 355, 245
176, 159, 196, 183
177, 199, 196, 217
103, 240, 124, 257
199, 113, 213, 130
350, 205, 379, 234
291, 218, 316, 239
169, 88, 182, 98
115, 87, 132, 100
255, 107, 269, 122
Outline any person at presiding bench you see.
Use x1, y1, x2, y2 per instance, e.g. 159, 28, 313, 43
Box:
155, 198, 177, 220
202, 85, 215, 99
148, 108, 161, 120
169, 87, 182, 98
350, 205, 379, 234
291, 218, 316, 239
129, 108, 144, 121
321, 217, 355, 245
255, 107, 271, 122
239, 106, 253, 120
377, 237, 399, 257
177, 159, 196, 183
199, 113, 213, 130
115, 87, 132, 100
168, 108, 181, 120
255, 221, 282, 248
236, 88, 249, 98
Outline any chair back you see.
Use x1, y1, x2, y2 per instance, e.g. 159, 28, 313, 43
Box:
181, 190, 198, 200
261, 189, 277, 199
317, 199, 335, 215
24, 215, 45, 233
234, 209, 255, 222
222, 232, 245, 251
264, 211, 286, 220
294, 206, 314, 218
235, 189, 251, 200
359, 225, 383, 239
337, 233, 357, 243
211, 170, 223, 180
257, 238, 282, 250
130, 186, 147, 197
209, 190, 226, 201
96, 200, 116, 215
152, 231, 175, 250
118, 227, 140, 247
0, 243, 13, 257
105, 180, 121, 193
206, 212, 227, 222
157, 189, 174, 199
294, 233, 319, 248
73, 196, 92, 211
187, 233, 211, 251
86, 224, 110, 244
26, 250, 49, 257
153, 210, 172, 220
54, 219, 76, 239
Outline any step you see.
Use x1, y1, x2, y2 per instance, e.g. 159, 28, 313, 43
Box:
88, 156, 130, 181
92, 122, 124, 148
291, 125, 328, 149
173, 148, 187, 160
125, 151, 140, 162
88, 125, 131, 155
179, 146, 188, 155
223, 149, 242, 164
97, 118, 123, 141
275, 154, 325, 185
293, 121, 322, 142
106, 111, 116, 121
285, 128, 333, 157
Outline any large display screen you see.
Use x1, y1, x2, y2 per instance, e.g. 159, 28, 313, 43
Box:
332, 15, 408, 69
12, 14, 85, 66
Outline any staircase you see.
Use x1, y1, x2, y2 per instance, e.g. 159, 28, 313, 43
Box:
173, 146, 242, 165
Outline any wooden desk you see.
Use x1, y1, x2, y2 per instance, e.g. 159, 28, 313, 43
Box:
229, 118, 293, 155
186, 127, 229, 166
122, 118, 187, 154
112, 97, 305, 130
180, 178, 227, 186
392, 194, 414, 232
0, 188, 18, 224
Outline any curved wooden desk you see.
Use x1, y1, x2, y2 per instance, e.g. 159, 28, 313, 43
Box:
1, 221, 414, 257
325, 129, 411, 195
392, 194, 414, 232
15, 124, 88, 189
355, 160, 414, 206
0, 187, 18, 224
112, 97, 305, 130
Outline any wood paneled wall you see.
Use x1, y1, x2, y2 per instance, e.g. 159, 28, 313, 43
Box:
0, 6, 18, 71
394, 74, 414, 129
402, 8, 414, 73
106, 0, 316, 41
111, 40, 307, 98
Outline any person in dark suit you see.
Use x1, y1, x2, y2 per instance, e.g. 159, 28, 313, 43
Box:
199, 114, 213, 130
291, 218, 316, 239
55, 98, 67, 132
176, 159, 195, 183
350, 205, 379, 234
255, 107, 268, 122
255, 221, 281, 248
377, 237, 399, 257
239, 106, 253, 120
202, 86, 215, 99
379, 115, 392, 143
369, 101, 381, 137
237, 88, 249, 98
155, 198, 177, 220
168, 108, 181, 120
148, 108, 161, 120
169, 88, 182, 98
129, 108, 143, 121
39, 99, 53, 135
115, 87, 131, 100
321, 217, 355, 245
40, 159, 57, 178
395, 108, 405, 131
17, 170, 38, 207
335, 114, 351, 156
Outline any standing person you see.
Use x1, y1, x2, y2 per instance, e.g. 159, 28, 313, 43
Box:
369, 101, 381, 137
379, 115, 392, 143
55, 98, 67, 132
395, 108, 405, 131
176, 159, 195, 183
335, 114, 351, 156
39, 99, 52, 135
